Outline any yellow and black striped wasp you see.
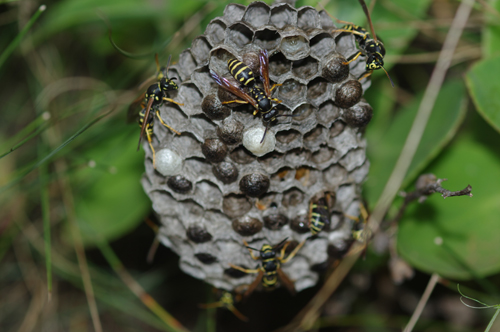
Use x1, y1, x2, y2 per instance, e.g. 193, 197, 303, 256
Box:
210, 49, 290, 143
308, 193, 334, 236
229, 238, 305, 297
323, 0, 394, 86
345, 203, 372, 258
198, 289, 248, 322
129, 54, 184, 168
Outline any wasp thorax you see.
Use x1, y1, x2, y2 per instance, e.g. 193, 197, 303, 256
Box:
142, 1, 372, 293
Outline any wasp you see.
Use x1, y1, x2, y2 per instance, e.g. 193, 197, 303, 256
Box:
229, 238, 305, 297
129, 55, 184, 168
308, 193, 334, 236
323, 0, 394, 86
210, 49, 290, 143
198, 289, 248, 322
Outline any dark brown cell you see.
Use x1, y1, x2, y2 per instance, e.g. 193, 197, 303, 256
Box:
344, 102, 373, 127
263, 213, 288, 230
322, 53, 349, 83
217, 118, 244, 145
186, 225, 213, 243
202, 94, 231, 120
328, 244, 350, 259
224, 266, 249, 278
213, 162, 239, 184
290, 214, 310, 234
167, 175, 193, 194
239, 173, 270, 197
202, 138, 228, 163
195, 253, 218, 264
232, 215, 263, 236
310, 260, 330, 273
335, 80, 362, 109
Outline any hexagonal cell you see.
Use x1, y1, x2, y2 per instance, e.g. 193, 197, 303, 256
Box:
263, 213, 289, 230
229, 146, 255, 165
296, 167, 319, 187
278, 79, 306, 105
242, 2, 270, 27
205, 19, 226, 46
285, 148, 311, 166
316, 101, 340, 127
223, 3, 246, 24
254, 28, 281, 50
339, 148, 366, 171
226, 23, 254, 50
195, 253, 218, 264
212, 162, 239, 184
307, 77, 332, 105
311, 146, 335, 164
290, 214, 310, 233
269, 52, 292, 79
194, 180, 224, 209
223, 194, 252, 218
310, 33, 335, 59
291, 102, 314, 121
344, 100, 373, 127
322, 164, 348, 188
186, 225, 213, 243
280, 35, 310, 61
329, 120, 346, 139
239, 173, 270, 197
318, 10, 336, 29
297, 7, 320, 29
192, 66, 215, 96
270, 167, 294, 183
304, 126, 326, 151
282, 188, 304, 208
209, 47, 237, 76
191, 37, 211, 65
217, 117, 244, 145
270, 4, 297, 29
178, 50, 197, 80
179, 83, 203, 111
275, 129, 300, 144
201, 94, 231, 120
258, 150, 285, 172
292, 57, 318, 81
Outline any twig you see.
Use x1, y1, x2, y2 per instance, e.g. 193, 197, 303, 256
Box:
403, 273, 441, 332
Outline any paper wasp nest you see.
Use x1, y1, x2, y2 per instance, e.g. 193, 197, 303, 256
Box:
141, 1, 372, 292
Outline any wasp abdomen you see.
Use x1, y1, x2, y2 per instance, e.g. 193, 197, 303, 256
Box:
228, 59, 255, 87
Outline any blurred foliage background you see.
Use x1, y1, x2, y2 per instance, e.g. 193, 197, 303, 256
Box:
1, 0, 500, 331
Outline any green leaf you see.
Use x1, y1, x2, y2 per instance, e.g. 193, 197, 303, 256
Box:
466, 55, 500, 133
71, 127, 150, 246
482, 0, 500, 58
398, 134, 500, 279
364, 80, 468, 206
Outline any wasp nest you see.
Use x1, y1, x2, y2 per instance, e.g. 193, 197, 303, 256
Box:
141, 1, 372, 292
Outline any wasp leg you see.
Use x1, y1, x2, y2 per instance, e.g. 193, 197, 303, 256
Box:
244, 269, 264, 298
242, 240, 260, 260
280, 239, 306, 264
221, 99, 249, 105
228, 305, 249, 322
162, 97, 184, 106
334, 29, 367, 38
145, 124, 156, 169
229, 264, 260, 274
343, 51, 363, 66
155, 110, 181, 135
270, 83, 282, 92
357, 70, 373, 83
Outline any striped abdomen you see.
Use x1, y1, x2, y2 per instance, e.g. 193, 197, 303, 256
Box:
228, 59, 255, 87
309, 197, 330, 235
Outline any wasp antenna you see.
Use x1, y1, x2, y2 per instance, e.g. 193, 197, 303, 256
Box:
358, 0, 378, 42
245, 246, 261, 252
260, 125, 269, 144
166, 54, 172, 78
381, 65, 395, 87
274, 237, 289, 249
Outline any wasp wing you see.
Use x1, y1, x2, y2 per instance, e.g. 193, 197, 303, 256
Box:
258, 49, 272, 97
210, 69, 257, 108
277, 268, 296, 295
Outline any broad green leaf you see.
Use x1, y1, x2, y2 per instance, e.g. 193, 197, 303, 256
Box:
364, 80, 467, 206
482, 0, 500, 58
398, 134, 500, 279
71, 126, 150, 246
466, 55, 500, 133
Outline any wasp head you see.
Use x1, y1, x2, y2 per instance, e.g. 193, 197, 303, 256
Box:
159, 77, 179, 92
